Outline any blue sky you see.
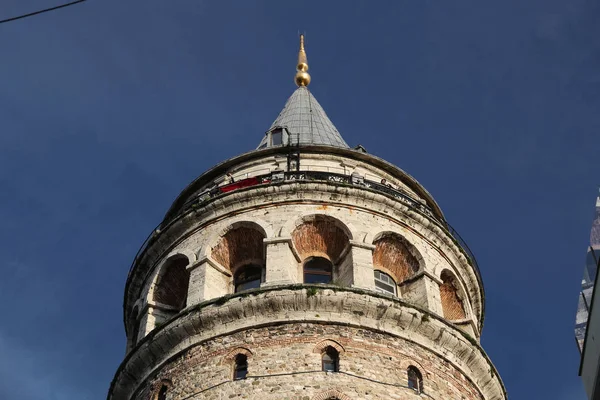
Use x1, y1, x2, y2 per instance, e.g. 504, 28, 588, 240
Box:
0, 1, 598, 399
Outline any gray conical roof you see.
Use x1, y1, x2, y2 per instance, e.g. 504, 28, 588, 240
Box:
257, 86, 349, 149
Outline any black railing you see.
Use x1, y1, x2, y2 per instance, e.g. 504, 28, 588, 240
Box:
127, 170, 481, 283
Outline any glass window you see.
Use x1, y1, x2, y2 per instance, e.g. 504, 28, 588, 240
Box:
407, 366, 423, 393
234, 265, 263, 293
374, 270, 397, 296
271, 129, 283, 146
304, 257, 333, 284
234, 354, 248, 380
322, 347, 339, 372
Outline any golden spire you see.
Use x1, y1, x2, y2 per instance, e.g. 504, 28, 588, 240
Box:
295, 34, 311, 87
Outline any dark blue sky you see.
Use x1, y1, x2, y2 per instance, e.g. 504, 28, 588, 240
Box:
0, 1, 597, 399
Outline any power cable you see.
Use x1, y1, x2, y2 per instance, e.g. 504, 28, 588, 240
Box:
0, 0, 86, 25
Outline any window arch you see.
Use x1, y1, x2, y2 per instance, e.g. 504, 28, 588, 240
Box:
304, 256, 333, 284
291, 216, 351, 262
234, 264, 263, 292
372, 233, 420, 284
153, 256, 190, 311
233, 354, 248, 380
322, 346, 339, 372
211, 225, 266, 274
374, 270, 397, 295
311, 390, 352, 400
407, 366, 423, 393
440, 270, 466, 320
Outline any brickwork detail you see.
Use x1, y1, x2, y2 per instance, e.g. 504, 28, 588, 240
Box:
223, 346, 253, 362
313, 339, 345, 354
373, 234, 420, 283
152, 256, 189, 309
292, 216, 350, 261
312, 389, 353, 400
440, 270, 466, 320
211, 226, 265, 272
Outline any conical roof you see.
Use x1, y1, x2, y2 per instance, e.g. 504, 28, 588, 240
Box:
257, 86, 349, 149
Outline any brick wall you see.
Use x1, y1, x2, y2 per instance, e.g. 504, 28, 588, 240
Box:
137, 323, 483, 400
373, 234, 420, 283
440, 270, 466, 320
152, 257, 189, 309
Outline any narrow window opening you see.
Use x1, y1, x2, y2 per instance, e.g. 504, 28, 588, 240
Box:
304, 257, 333, 284
322, 346, 339, 372
234, 264, 263, 292
407, 366, 423, 393
271, 128, 283, 146
157, 385, 168, 400
234, 354, 248, 380
374, 270, 397, 296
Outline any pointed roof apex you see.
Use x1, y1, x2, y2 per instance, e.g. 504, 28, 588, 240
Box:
257, 35, 349, 150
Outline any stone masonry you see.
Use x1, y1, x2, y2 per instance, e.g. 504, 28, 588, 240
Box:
108, 146, 506, 400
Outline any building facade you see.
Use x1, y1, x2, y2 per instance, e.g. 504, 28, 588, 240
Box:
108, 37, 506, 400
576, 192, 600, 399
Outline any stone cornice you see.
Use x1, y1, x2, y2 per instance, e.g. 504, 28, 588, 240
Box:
110, 286, 505, 400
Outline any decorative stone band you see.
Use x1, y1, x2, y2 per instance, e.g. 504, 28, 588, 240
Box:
108, 286, 505, 400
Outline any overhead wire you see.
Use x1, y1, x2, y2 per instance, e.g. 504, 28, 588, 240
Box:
0, 0, 86, 25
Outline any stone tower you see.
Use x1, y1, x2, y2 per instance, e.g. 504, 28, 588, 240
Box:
108, 37, 507, 400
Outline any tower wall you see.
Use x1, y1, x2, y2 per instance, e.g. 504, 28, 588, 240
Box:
109, 150, 504, 400
116, 289, 503, 400
130, 154, 483, 342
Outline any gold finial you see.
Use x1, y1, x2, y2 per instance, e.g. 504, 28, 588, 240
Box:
295, 34, 311, 87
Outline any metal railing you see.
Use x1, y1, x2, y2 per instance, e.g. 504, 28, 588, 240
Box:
126, 170, 481, 283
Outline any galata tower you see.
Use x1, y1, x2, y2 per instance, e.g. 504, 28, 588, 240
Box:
108, 36, 507, 400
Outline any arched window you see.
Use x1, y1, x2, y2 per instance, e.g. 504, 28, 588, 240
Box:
440, 270, 466, 320
234, 264, 263, 292
304, 257, 333, 284
212, 225, 266, 274
233, 354, 248, 380
153, 380, 172, 400
153, 256, 190, 311
374, 270, 397, 296
157, 385, 168, 400
372, 234, 420, 284
407, 366, 423, 393
322, 346, 339, 372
